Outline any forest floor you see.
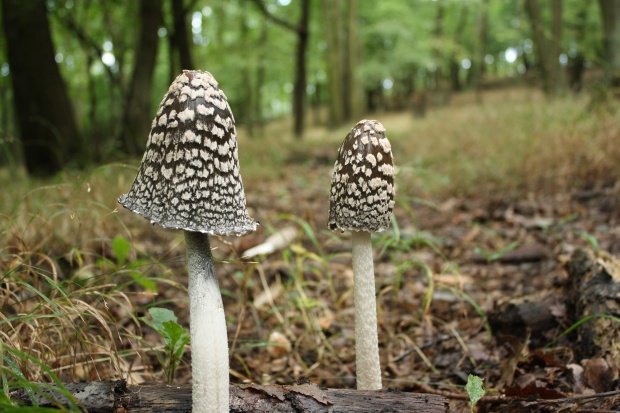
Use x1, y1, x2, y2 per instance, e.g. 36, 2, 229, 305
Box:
2, 87, 620, 412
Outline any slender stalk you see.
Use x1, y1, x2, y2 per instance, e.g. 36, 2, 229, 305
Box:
184, 231, 229, 413
351, 230, 382, 390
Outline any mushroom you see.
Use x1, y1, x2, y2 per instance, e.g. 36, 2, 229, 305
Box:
119, 70, 258, 413
328, 119, 395, 391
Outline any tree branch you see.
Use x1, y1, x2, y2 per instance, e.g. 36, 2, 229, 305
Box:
248, 0, 300, 32
53, 11, 121, 88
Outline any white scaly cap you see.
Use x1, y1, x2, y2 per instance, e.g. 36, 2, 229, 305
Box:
119, 70, 258, 236
328, 119, 395, 233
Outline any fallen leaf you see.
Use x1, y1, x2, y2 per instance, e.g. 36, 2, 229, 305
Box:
582, 358, 614, 393
266, 331, 292, 359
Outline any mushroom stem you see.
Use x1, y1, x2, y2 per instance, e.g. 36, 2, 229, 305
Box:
351, 230, 382, 390
185, 231, 229, 413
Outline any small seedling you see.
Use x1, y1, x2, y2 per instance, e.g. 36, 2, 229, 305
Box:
474, 241, 519, 263
141, 307, 189, 384
466, 374, 486, 412
576, 229, 599, 251
546, 313, 620, 348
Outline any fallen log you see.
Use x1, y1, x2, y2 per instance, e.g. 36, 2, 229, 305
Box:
565, 248, 620, 389
11, 380, 449, 413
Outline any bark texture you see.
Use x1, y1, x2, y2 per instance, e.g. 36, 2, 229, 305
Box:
11, 380, 449, 413
566, 249, 620, 384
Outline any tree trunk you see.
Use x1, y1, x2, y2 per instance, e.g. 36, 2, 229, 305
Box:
550, 0, 564, 93
240, 1, 255, 137
1, 0, 79, 177
599, 0, 620, 92
343, 0, 362, 121
524, 0, 564, 96
254, 26, 268, 136
432, 3, 445, 93
321, 0, 344, 127
11, 380, 449, 413
292, 0, 310, 139
169, 0, 194, 80
568, 5, 587, 92
119, 0, 163, 155
470, 0, 489, 103
449, 5, 469, 92
249, 0, 310, 139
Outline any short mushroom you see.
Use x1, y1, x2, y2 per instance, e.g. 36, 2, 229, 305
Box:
119, 70, 258, 413
328, 119, 395, 391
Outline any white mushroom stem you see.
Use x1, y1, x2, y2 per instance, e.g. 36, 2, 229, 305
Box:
185, 231, 229, 413
351, 230, 382, 390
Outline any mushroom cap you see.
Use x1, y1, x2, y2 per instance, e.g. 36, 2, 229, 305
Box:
119, 70, 258, 236
328, 119, 395, 233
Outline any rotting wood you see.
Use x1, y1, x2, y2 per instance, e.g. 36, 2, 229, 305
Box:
566, 248, 620, 386
11, 380, 449, 413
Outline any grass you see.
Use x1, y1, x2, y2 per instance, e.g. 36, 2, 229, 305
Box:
236, 88, 620, 197
1, 87, 619, 408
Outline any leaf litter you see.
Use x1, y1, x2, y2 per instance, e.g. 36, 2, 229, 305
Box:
2, 96, 620, 411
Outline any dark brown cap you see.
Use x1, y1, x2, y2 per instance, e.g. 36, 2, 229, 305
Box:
119, 70, 258, 236
328, 119, 395, 233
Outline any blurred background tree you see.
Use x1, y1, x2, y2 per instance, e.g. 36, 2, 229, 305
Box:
0, 0, 615, 176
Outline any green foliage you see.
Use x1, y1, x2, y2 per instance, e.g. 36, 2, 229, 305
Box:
546, 313, 620, 348
110, 236, 157, 292
112, 236, 130, 267
466, 374, 486, 412
141, 308, 190, 384
474, 241, 520, 263
576, 230, 600, 251
1, 345, 85, 412
0, 0, 611, 165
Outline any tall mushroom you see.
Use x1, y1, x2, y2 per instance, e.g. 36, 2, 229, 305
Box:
119, 70, 258, 413
328, 119, 395, 391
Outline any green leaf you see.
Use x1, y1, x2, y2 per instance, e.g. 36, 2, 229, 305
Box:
141, 308, 189, 384
142, 307, 178, 335
112, 236, 131, 267
162, 320, 190, 358
130, 271, 157, 292
142, 308, 189, 352
466, 374, 486, 412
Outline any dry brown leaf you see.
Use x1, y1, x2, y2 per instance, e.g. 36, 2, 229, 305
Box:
266, 331, 292, 359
